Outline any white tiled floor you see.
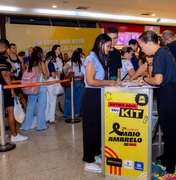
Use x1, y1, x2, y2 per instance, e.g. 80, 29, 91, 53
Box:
0, 117, 111, 180
0, 115, 159, 180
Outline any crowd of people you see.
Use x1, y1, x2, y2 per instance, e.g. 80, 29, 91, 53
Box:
0, 27, 176, 179
0, 40, 85, 141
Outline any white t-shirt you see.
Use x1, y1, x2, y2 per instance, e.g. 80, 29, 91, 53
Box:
53, 57, 63, 73
67, 60, 83, 77
120, 59, 134, 80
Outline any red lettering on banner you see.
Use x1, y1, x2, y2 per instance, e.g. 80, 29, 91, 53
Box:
108, 102, 138, 109
128, 143, 137, 146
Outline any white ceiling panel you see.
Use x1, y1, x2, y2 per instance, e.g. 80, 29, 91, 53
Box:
0, 0, 176, 25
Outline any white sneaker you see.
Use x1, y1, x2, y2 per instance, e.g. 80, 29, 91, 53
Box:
84, 162, 101, 173
11, 133, 28, 142
95, 155, 102, 165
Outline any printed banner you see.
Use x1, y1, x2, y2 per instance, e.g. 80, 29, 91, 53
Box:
104, 88, 149, 180
6, 24, 103, 57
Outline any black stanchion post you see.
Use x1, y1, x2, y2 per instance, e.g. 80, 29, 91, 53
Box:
65, 77, 81, 124
0, 85, 16, 152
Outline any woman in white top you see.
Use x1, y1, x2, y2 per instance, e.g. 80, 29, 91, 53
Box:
62, 48, 84, 117
120, 46, 135, 80
51, 44, 65, 114
52, 45, 64, 78
45, 51, 58, 123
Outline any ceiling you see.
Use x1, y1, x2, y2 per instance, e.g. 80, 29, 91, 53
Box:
1, 0, 176, 26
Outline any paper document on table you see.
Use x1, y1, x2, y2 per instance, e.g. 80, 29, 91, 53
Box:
121, 81, 154, 88
121, 81, 138, 87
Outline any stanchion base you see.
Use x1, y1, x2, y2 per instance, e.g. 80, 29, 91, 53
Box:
65, 118, 81, 124
0, 143, 16, 152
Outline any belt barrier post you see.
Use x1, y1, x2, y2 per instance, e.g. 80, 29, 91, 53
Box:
65, 77, 81, 124
0, 85, 16, 152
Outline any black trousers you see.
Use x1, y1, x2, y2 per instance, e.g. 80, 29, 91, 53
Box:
157, 84, 176, 173
4, 89, 14, 108
81, 88, 101, 163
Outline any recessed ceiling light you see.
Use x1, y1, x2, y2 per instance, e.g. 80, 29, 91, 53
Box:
62, 0, 69, 3
141, 12, 151, 16
76, 6, 89, 10
52, 5, 57, 8
141, 12, 156, 17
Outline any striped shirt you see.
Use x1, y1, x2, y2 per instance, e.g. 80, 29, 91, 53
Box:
0, 54, 9, 85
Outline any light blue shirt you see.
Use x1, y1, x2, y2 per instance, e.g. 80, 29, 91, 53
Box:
81, 51, 105, 88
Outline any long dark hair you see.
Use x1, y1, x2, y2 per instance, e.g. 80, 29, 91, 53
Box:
51, 44, 63, 62
71, 49, 82, 72
92, 34, 111, 79
28, 46, 43, 72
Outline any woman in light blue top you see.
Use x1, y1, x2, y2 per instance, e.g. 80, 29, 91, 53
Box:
81, 34, 117, 173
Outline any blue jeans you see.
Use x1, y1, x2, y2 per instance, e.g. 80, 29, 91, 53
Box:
22, 86, 47, 130
64, 80, 84, 117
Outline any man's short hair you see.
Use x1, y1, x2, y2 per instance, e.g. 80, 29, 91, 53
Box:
106, 26, 118, 34
0, 39, 9, 47
162, 30, 175, 41
9, 43, 16, 48
128, 39, 138, 45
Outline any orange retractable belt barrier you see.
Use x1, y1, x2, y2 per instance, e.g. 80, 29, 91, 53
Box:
11, 80, 21, 84
6, 77, 83, 90
4, 79, 70, 89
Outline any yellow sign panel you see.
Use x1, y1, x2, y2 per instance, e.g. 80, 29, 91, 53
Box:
6, 24, 103, 57
104, 89, 149, 180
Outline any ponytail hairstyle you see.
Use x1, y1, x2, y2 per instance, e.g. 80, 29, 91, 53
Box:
120, 46, 133, 57
92, 33, 112, 80
139, 30, 176, 67
139, 30, 159, 45
71, 49, 82, 72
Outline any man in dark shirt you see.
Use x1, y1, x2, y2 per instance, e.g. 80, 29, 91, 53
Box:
106, 26, 122, 84
162, 30, 176, 60
0, 39, 28, 142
